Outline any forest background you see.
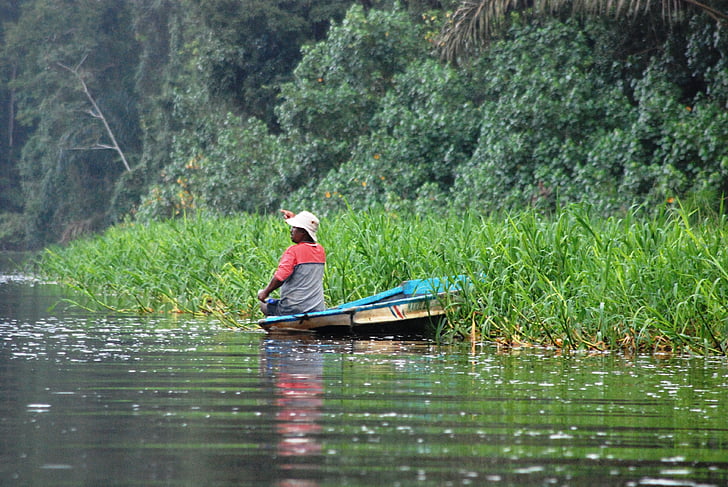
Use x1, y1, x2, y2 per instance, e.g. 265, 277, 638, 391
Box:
0, 0, 726, 250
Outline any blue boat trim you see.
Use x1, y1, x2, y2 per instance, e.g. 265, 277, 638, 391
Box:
332, 286, 404, 309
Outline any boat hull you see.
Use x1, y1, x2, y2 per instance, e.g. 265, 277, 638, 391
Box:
258, 275, 471, 334
259, 294, 447, 333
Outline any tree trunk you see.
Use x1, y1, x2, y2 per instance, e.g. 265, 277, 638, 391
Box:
57, 56, 131, 172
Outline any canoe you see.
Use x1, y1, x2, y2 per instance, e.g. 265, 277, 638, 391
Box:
258, 275, 470, 333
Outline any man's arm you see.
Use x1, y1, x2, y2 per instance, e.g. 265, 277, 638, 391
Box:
258, 276, 283, 302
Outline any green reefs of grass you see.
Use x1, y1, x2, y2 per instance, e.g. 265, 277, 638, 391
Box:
38, 203, 728, 355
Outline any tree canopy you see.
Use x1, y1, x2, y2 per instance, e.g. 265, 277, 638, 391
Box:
0, 0, 726, 249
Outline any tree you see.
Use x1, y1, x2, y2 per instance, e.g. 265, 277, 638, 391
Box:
4, 0, 141, 247
437, 0, 728, 63
0, 0, 23, 228
450, 18, 635, 212
297, 58, 480, 214
275, 5, 428, 192
57, 55, 131, 172
188, 0, 352, 128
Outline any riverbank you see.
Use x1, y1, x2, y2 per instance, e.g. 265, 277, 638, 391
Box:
37, 204, 728, 355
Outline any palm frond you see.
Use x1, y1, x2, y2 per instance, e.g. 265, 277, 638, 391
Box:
437, 0, 728, 63
437, 0, 531, 63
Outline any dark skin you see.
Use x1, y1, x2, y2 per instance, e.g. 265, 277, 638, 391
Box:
257, 224, 315, 311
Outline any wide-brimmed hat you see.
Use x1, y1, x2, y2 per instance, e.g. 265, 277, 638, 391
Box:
285, 211, 319, 242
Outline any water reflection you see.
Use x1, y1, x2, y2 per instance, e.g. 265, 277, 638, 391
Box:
262, 339, 325, 486
2, 267, 728, 486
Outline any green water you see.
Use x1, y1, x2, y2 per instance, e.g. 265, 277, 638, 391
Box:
1, 265, 727, 486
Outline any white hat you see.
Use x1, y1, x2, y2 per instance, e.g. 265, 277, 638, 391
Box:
285, 211, 319, 242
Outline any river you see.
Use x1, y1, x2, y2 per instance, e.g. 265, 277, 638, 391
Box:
1, 254, 727, 486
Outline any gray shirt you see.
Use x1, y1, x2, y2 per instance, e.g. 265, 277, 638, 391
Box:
279, 262, 325, 314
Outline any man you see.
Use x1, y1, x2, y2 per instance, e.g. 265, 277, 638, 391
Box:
258, 210, 326, 316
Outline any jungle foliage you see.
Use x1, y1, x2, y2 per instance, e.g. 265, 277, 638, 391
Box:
0, 0, 726, 249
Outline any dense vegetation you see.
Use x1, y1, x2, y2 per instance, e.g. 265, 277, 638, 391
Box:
0, 0, 726, 249
39, 204, 728, 354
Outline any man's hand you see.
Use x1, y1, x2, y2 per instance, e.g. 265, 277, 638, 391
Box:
257, 289, 268, 302
279, 209, 295, 219
258, 277, 283, 302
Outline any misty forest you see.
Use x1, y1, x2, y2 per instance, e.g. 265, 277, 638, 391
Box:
0, 0, 727, 250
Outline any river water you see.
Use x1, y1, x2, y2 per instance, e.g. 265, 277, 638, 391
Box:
1, 256, 727, 486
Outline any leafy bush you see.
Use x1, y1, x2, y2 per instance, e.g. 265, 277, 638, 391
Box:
452, 18, 635, 212
295, 58, 480, 213
275, 5, 428, 185
135, 115, 290, 220
0, 213, 26, 250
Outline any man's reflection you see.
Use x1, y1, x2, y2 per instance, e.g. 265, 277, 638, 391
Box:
262, 338, 326, 486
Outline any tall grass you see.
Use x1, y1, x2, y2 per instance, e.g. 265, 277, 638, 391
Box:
38, 204, 728, 354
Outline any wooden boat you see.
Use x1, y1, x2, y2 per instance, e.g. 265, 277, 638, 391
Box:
258, 275, 470, 333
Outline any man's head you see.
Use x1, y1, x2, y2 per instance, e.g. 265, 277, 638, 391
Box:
285, 211, 319, 242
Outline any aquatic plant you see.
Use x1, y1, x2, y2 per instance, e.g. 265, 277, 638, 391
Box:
38, 204, 728, 355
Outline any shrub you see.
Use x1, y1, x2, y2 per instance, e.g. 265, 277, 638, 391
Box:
0, 213, 26, 250
452, 17, 634, 212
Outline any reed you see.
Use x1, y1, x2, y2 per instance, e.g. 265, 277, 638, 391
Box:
38, 204, 728, 354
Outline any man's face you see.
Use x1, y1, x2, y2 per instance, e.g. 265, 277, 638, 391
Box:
290, 226, 307, 243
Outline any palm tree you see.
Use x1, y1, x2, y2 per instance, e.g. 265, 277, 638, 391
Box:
437, 0, 728, 62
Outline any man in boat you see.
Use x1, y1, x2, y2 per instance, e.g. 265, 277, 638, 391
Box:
257, 210, 326, 316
